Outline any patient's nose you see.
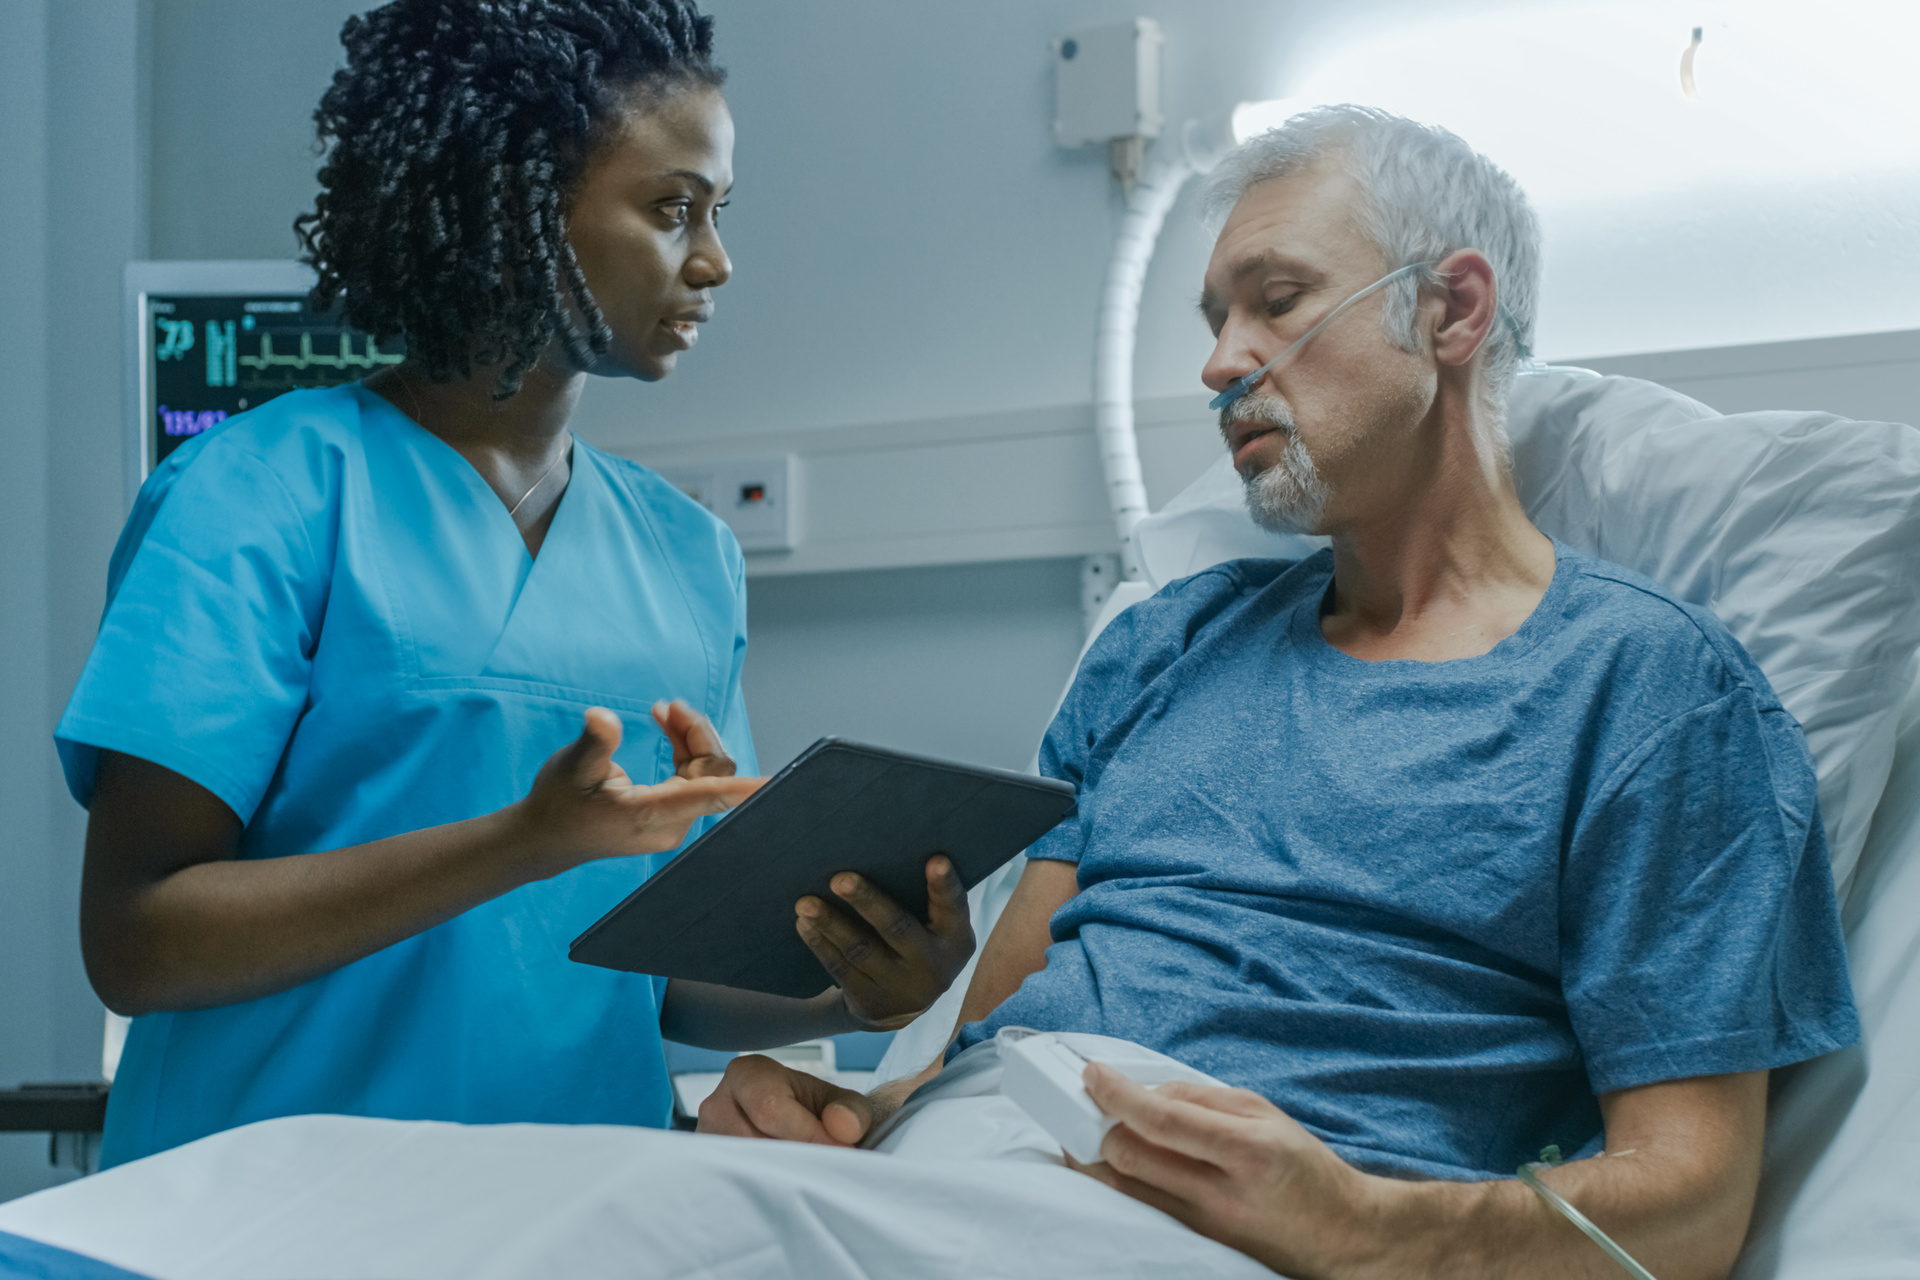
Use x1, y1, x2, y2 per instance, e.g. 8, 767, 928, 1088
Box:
1203, 323, 1269, 395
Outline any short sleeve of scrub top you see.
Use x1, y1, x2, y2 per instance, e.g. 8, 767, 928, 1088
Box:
57, 384, 758, 1167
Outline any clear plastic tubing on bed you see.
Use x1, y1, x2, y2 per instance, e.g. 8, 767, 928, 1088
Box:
1516, 1160, 1661, 1280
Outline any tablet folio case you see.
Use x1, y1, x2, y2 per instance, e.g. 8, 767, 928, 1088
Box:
568, 738, 1077, 998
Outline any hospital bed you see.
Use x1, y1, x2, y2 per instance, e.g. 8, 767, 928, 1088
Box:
2, 367, 1916, 1279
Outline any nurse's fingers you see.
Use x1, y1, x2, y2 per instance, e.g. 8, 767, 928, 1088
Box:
921, 856, 971, 942
561, 708, 624, 789
830, 872, 927, 956
602, 776, 759, 855
651, 699, 736, 778
796, 896, 898, 988
634, 775, 763, 826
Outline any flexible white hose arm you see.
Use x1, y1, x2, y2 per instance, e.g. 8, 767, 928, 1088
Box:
1093, 151, 1195, 580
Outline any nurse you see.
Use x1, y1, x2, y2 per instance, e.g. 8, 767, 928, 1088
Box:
59, 0, 972, 1168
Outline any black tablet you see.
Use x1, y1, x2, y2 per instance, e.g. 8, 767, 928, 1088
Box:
568, 737, 1077, 998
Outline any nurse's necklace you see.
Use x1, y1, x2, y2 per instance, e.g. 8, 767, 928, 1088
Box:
388, 366, 567, 519
507, 445, 569, 518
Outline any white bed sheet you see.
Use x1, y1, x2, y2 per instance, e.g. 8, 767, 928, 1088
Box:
0, 1045, 1271, 1280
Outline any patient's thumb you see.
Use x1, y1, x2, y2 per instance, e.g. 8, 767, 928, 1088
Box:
821, 1090, 872, 1146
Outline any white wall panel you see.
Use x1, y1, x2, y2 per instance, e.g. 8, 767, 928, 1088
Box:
741, 559, 1086, 775
613, 394, 1221, 577
1574, 330, 1920, 427
612, 331, 1917, 580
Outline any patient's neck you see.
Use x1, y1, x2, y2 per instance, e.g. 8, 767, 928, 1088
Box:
1319, 379, 1555, 664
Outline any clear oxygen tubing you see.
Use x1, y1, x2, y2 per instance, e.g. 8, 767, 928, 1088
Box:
1209, 262, 1547, 415
1093, 149, 1198, 582
1207, 260, 1436, 412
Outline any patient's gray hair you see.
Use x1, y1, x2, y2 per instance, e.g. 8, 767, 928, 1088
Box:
1202, 105, 1541, 459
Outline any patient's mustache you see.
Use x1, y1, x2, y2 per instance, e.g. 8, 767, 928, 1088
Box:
1219, 391, 1297, 444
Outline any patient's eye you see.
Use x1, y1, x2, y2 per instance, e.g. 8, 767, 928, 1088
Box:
1265, 293, 1300, 318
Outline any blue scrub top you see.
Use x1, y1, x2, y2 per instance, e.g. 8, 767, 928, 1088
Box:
57, 384, 758, 1167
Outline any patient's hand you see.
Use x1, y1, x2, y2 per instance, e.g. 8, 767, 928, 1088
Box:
1067, 1063, 1769, 1280
696, 1053, 874, 1146
796, 855, 974, 1031
1067, 1064, 1368, 1277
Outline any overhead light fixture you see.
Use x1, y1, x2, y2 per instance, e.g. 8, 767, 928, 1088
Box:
1680, 26, 1703, 100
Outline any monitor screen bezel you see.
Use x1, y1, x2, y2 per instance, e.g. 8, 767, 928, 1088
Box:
122, 260, 320, 512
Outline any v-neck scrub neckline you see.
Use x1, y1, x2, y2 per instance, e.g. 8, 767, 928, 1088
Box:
56, 384, 759, 1167
361, 389, 573, 562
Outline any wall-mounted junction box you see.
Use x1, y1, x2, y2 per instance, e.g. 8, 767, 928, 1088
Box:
651, 454, 799, 553
1052, 17, 1163, 147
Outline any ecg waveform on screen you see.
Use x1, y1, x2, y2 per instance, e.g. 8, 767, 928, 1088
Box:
147, 293, 406, 468
241, 332, 404, 374
189, 325, 403, 389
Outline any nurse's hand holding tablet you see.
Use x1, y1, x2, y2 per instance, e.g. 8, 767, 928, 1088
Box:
57, 0, 974, 1169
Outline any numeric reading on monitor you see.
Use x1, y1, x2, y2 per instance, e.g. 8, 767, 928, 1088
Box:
146, 294, 404, 467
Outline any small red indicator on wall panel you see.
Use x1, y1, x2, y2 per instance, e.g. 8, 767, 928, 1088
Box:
652, 455, 793, 552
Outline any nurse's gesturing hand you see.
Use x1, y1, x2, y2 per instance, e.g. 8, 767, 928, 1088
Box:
651, 697, 740, 779
83, 705, 759, 1017
512, 705, 761, 873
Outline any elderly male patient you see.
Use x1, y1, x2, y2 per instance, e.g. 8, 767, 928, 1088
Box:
702, 106, 1859, 1279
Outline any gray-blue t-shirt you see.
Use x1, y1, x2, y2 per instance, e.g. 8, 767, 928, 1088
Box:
954, 545, 1858, 1181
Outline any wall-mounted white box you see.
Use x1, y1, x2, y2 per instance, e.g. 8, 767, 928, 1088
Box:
652, 454, 799, 553
1052, 17, 1163, 147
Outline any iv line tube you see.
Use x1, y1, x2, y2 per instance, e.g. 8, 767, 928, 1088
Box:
1208, 260, 1436, 412
1517, 1162, 1661, 1280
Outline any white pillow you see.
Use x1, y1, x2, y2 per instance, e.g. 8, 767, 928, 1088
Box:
1133, 367, 1920, 903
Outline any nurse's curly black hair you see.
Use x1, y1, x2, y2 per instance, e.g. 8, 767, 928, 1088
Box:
294, 0, 725, 398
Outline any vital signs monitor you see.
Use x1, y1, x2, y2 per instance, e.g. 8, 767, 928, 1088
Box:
122, 260, 404, 507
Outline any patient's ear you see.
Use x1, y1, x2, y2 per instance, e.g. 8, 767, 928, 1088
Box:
1431, 249, 1498, 369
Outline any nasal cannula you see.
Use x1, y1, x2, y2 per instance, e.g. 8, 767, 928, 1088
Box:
1208, 260, 1437, 412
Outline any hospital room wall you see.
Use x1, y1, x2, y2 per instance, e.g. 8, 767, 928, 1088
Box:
1, 0, 150, 1202
0, 0, 62, 1207
126, 0, 1258, 755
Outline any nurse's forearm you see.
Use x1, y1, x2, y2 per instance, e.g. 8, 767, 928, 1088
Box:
84, 728, 754, 1017
657, 979, 860, 1050
87, 802, 564, 1016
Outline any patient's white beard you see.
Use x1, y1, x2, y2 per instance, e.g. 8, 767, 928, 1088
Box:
1224, 392, 1332, 535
